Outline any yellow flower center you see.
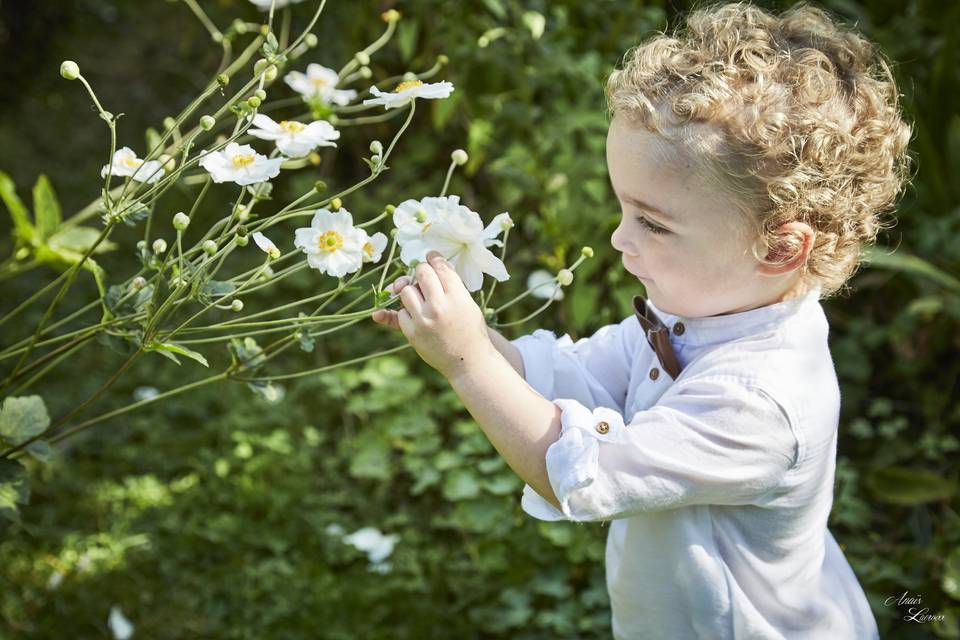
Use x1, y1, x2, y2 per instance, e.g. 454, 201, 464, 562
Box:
394, 79, 424, 93
310, 77, 329, 87
363, 242, 374, 259
318, 230, 344, 253
280, 120, 306, 134
123, 157, 143, 168
231, 154, 256, 168
421, 222, 433, 233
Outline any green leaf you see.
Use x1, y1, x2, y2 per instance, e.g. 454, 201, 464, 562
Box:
944, 546, 960, 601
862, 246, 960, 293
47, 226, 117, 255
0, 459, 29, 524
145, 341, 209, 367
0, 170, 35, 243
443, 469, 482, 501
396, 20, 420, 64
864, 467, 957, 505
32, 175, 61, 240
0, 395, 50, 447
25, 440, 54, 463
145, 126, 163, 153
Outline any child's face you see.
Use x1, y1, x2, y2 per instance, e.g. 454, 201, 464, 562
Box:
606, 114, 777, 318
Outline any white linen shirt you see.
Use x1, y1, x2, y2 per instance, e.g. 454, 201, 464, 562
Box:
509, 286, 879, 640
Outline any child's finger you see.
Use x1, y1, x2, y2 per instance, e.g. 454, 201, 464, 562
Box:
372, 308, 401, 331
387, 276, 412, 295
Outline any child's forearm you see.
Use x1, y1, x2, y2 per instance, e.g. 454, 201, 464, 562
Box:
448, 348, 562, 511
486, 327, 524, 377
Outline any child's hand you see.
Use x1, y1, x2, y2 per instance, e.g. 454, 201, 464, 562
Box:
372, 250, 493, 378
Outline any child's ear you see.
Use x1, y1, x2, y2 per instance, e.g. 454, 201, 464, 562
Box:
755, 222, 816, 276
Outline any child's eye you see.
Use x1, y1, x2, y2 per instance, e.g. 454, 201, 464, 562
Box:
635, 215, 669, 235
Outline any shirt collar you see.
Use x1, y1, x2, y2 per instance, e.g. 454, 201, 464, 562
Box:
644, 285, 824, 349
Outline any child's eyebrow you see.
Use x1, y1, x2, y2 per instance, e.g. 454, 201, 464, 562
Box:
617, 191, 677, 223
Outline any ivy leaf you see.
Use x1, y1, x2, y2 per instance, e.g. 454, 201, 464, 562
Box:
0, 459, 29, 524
145, 341, 209, 367
0, 395, 50, 447
32, 175, 62, 240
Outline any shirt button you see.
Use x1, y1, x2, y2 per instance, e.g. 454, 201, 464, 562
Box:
673, 322, 685, 335
595, 421, 610, 435
649, 367, 660, 380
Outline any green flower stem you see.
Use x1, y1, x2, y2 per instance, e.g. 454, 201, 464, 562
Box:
237, 343, 413, 383
284, 0, 328, 54
226, 251, 300, 286
9, 338, 90, 397
228, 261, 307, 296
439, 158, 458, 197
0, 221, 117, 395
0, 300, 98, 358
0, 348, 143, 460
59, 185, 125, 230
335, 14, 398, 80
376, 234, 400, 294
334, 110, 407, 127
490, 293, 560, 329
42, 371, 230, 450
182, 0, 223, 43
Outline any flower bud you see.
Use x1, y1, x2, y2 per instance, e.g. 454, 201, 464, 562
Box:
163, 116, 177, 131
437, 54, 449, 66
385, 204, 395, 214
159, 154, 176, 171
247, 96, 261, 109
369, 140, 383, 155
236, 205, 251, 222
451, 149, 468, 166
231, 299, 244, 312
236, 234, 249, 247
200, 115, 216, 130
15, 247, 30, 260
232, 18, 247, 35
131, 276, 148, 291
237, 224, 249, 237
314, 180, 327, 193
254, 89, 267, 101
152, 238, 168, 254
308, 152, 322, 165
172, 212, 190, 231
60, 60, 80, 80
263, 65, 278, 82
136, 240, 147, 251
389, 228, 398, 238
402, 71, 417, 82
557, 269, 574, 286
330, 197, 342, 211
381, 9, 401, 23
581, 246, 594, 258
354, 51, 370, 66
217, 73, 230, 86
304, 33, 318, 48
202, 240, 218, 255
359, 66, 372, 79
254, 59, 269, 75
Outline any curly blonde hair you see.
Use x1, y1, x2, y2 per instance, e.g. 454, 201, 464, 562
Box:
605, 1, 913, 299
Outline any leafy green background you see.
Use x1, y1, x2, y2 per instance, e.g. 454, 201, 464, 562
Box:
0, 0, 958, 638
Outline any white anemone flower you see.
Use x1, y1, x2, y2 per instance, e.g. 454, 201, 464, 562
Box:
527, 269, 564, 301
249, 0, 305, 10
284, 63, 357, 105
341, 527, 399, 564
101, 147, 165, 184
198, 143, 283, 186
107, 606, 134, 640
362, 79, 454, 110
394, 195, 510, 292
357, 228, 388, 264
293, 208, 367, 277
247, 113, 340, 158
252, 231, 280, 259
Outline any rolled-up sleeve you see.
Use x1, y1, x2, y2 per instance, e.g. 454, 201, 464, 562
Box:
510, 315, 639, 414
521, 376, 800, 522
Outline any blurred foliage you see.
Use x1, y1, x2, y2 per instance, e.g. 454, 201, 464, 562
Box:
0, 0, 958, 638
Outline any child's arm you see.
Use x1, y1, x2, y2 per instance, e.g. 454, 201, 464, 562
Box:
371, 251, 562, 509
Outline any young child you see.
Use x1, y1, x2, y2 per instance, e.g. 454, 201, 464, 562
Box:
372, 2, 911, 638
